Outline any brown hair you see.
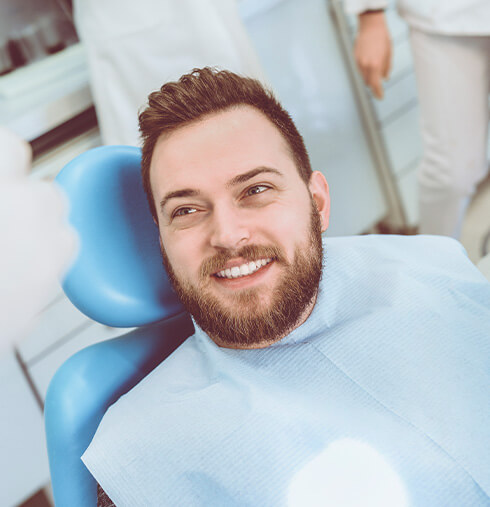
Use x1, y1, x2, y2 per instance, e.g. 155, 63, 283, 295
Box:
138, 67, 312, 221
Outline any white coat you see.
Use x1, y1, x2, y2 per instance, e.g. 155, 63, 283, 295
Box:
73, 0, 265, 146
343, 0, 490, 35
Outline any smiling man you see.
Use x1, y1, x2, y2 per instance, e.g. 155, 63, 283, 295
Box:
139, 68, 330, 352
83, 68, 490, 507
149, 101, 328, 350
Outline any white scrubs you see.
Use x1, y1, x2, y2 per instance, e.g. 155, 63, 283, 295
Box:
410, 30, 489, 237
344, 0, 490, 238
73, 0, 265, 146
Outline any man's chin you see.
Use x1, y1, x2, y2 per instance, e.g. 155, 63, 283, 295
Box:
191, 289, 317, 349
209, 283, 272, 306
212, 298, 273, 322
185, 266, 319, 348
197, 281, 272, 314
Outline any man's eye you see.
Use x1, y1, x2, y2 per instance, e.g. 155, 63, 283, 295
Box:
246, 185, 269, 196
173, 207, 197, 218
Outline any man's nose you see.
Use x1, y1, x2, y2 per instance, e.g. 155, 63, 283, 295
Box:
209, 205, 250, 250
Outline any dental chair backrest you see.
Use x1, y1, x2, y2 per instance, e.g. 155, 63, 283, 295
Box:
44, 146, 194, 507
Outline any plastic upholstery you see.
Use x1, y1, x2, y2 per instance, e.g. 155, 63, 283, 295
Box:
55, 145, 184, 327
44, 146, 194, 506
45, 314, 193, 506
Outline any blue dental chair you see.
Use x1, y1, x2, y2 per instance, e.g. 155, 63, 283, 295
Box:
44, 146, 194, 507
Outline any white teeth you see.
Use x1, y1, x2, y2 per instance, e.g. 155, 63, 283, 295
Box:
240, 264, 250, 276
216, 258, 272, 279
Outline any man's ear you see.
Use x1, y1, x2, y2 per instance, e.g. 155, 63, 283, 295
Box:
308, 171, 330, 232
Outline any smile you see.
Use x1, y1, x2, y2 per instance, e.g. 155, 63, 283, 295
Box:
214, 258, 273, 279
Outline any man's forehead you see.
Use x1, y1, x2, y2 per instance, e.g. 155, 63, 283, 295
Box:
149, 106, 297, 192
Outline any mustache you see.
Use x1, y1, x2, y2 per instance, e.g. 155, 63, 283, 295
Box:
199, 244, 286, 279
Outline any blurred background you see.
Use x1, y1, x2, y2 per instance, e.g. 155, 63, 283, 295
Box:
0, 0, 488, 505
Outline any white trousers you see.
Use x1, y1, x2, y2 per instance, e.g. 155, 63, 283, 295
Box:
409, 29, 490, 238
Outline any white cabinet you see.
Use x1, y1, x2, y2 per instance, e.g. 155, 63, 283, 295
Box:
0, 351, 50, 507
29, 315, 127, 401
17, 290, 90, 366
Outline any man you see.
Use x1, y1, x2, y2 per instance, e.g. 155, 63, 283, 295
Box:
346, 0, 490, 239
83, 68, 490, 506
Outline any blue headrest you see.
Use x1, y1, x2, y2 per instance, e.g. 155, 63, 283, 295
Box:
55, 145, 184, 327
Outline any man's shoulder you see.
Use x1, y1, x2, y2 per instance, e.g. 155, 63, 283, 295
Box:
324, 234, 474, 278
326, 233, 465, 262
317, 234, 489, 327
118, 331, 209, 403
81, 331, 215, 478
85, 332, 208, 438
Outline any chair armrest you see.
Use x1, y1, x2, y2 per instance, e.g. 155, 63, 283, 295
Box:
45, 312, 193, 507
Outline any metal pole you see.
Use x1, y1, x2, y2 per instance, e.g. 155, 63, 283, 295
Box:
328, 0, 407, 227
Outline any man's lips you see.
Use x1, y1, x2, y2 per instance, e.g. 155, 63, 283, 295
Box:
213, 257, 274, 280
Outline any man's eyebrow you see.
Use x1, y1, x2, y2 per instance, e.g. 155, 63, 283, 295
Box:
160, 189, 201, 212
159, 167, 283, 212
226, 167, 284, 187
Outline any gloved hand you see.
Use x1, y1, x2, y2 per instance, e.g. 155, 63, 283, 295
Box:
354, 10, 392, 99
0, 127, 78, 356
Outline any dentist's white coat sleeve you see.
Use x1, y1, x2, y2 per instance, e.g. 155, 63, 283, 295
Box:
342, 0, 389, 16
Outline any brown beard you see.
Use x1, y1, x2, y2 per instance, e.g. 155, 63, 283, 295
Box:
161, 200, 323, 348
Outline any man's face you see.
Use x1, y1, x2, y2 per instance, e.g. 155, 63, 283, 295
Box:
150, 106, 330, 348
